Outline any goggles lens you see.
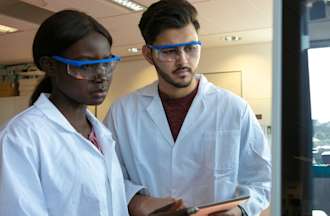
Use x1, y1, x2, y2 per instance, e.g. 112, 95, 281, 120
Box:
148, 41, 201, 62
52, 55, 121, 80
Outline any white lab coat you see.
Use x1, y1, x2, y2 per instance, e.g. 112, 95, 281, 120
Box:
0, 94, 129, 216
105, 74, 271, 215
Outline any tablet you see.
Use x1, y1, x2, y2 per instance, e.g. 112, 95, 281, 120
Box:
192, 195, 250, 215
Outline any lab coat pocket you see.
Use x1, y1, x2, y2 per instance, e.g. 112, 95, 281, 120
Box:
202, 130, 240, 171
76, 186, 101, 216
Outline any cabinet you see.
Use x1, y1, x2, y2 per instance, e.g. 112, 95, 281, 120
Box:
0, 96, 30, 126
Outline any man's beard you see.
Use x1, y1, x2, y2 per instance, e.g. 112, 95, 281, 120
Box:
154, 63, 194, 88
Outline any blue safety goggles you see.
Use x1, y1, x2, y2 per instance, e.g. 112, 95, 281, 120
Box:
52, 55, 121, 68
148, 40, 202, 50
147, 41, 202, 62
52, 55, 121, 80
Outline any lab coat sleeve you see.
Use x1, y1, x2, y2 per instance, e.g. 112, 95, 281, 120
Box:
104, 106, 145, 203
237, 104, 271, 215
0, 127, 49, 216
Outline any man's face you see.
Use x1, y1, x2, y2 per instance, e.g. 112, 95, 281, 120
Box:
144, 23, 201, 89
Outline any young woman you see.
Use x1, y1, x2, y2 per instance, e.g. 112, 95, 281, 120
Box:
0, 10, 128, 216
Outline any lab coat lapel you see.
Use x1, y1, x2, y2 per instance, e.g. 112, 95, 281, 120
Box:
98, 132, 127, 216
144, 83, 174, 146
100, 139, 115, 216
34, 94, 78, 133
87, 112, 114, 167
175, 92, 206, 144
176, 75, 212, 144
89, 114, 115, 215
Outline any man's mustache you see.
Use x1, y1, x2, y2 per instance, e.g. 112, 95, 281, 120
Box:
173, 67, 192, 73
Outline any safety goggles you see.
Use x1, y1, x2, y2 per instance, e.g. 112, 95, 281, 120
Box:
148, 41, 202, 62
52, 55, 121, 80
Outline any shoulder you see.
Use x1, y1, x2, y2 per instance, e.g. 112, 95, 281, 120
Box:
2, 105, 45, 133
0, 106, 46, 150
201, 80, 248, 112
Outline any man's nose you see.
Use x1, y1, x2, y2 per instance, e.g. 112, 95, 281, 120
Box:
176, 48, 188, 64
96, 64, 107, 74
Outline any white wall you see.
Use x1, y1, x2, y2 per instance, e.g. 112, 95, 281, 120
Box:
98, 42, 272, 126
198, 42, 272, 127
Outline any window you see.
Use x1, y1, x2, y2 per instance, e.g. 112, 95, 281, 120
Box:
309, 47, 330, 166
308, 47, 330, 215
277, 0, 330, 215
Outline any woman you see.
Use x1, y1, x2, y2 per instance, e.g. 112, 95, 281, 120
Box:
0, 10, 128, 216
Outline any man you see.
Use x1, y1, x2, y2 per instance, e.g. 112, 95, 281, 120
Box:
104, 0, 271, 215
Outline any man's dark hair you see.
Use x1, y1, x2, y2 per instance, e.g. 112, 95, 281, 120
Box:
30, 9, 112, 105
139, 0, 200, 45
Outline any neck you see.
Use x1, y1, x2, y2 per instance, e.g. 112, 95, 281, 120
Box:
158, 78, 197, 99
49, 91, 89, 131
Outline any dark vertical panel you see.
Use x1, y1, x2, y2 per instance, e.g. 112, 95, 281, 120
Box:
282, 0, 313, 215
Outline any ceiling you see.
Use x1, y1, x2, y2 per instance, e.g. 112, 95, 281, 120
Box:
0, 0, 273, 64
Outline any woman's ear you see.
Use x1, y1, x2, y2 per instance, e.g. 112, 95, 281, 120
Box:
39, 56, 57, 77
142, 45, 154, 65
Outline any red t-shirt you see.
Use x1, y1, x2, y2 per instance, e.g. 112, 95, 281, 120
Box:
159, 81, 199, 142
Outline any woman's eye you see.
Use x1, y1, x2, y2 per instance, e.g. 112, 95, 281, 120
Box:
80, 64, 93, 71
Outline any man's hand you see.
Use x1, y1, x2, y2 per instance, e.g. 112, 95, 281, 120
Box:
209, 206, 242, 216
128, 194, 183, 216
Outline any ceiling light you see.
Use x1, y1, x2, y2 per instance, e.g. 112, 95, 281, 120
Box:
224, 35, 242, 42
112, 0, 146, 12
0, 24, 18, 33
128, 47, 140, 53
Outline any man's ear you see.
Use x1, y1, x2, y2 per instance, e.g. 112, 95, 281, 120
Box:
39, 56, 57, 77
142, 45, 154, 65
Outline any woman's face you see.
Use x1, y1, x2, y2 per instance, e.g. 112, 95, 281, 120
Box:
52, 32, 113, 106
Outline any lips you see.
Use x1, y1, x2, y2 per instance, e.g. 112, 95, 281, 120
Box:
91, 83, 108, 97
93, 90, 107, 98
173, 67, 192, 76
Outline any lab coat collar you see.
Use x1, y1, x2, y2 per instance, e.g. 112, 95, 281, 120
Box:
137, 74, 218, 97
33, 94, 112, 141
34, 94, 116, 187
140, 74, 217, 145
34, 94, 78, 134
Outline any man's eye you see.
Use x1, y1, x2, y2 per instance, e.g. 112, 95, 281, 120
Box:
184, 45, 198, 52
161, 49, 177, 55
102, 62, 112, 67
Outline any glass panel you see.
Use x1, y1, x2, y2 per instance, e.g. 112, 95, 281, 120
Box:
307, 1, 330, 214
308, 47, 330, 215
309, 47, 330, 165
